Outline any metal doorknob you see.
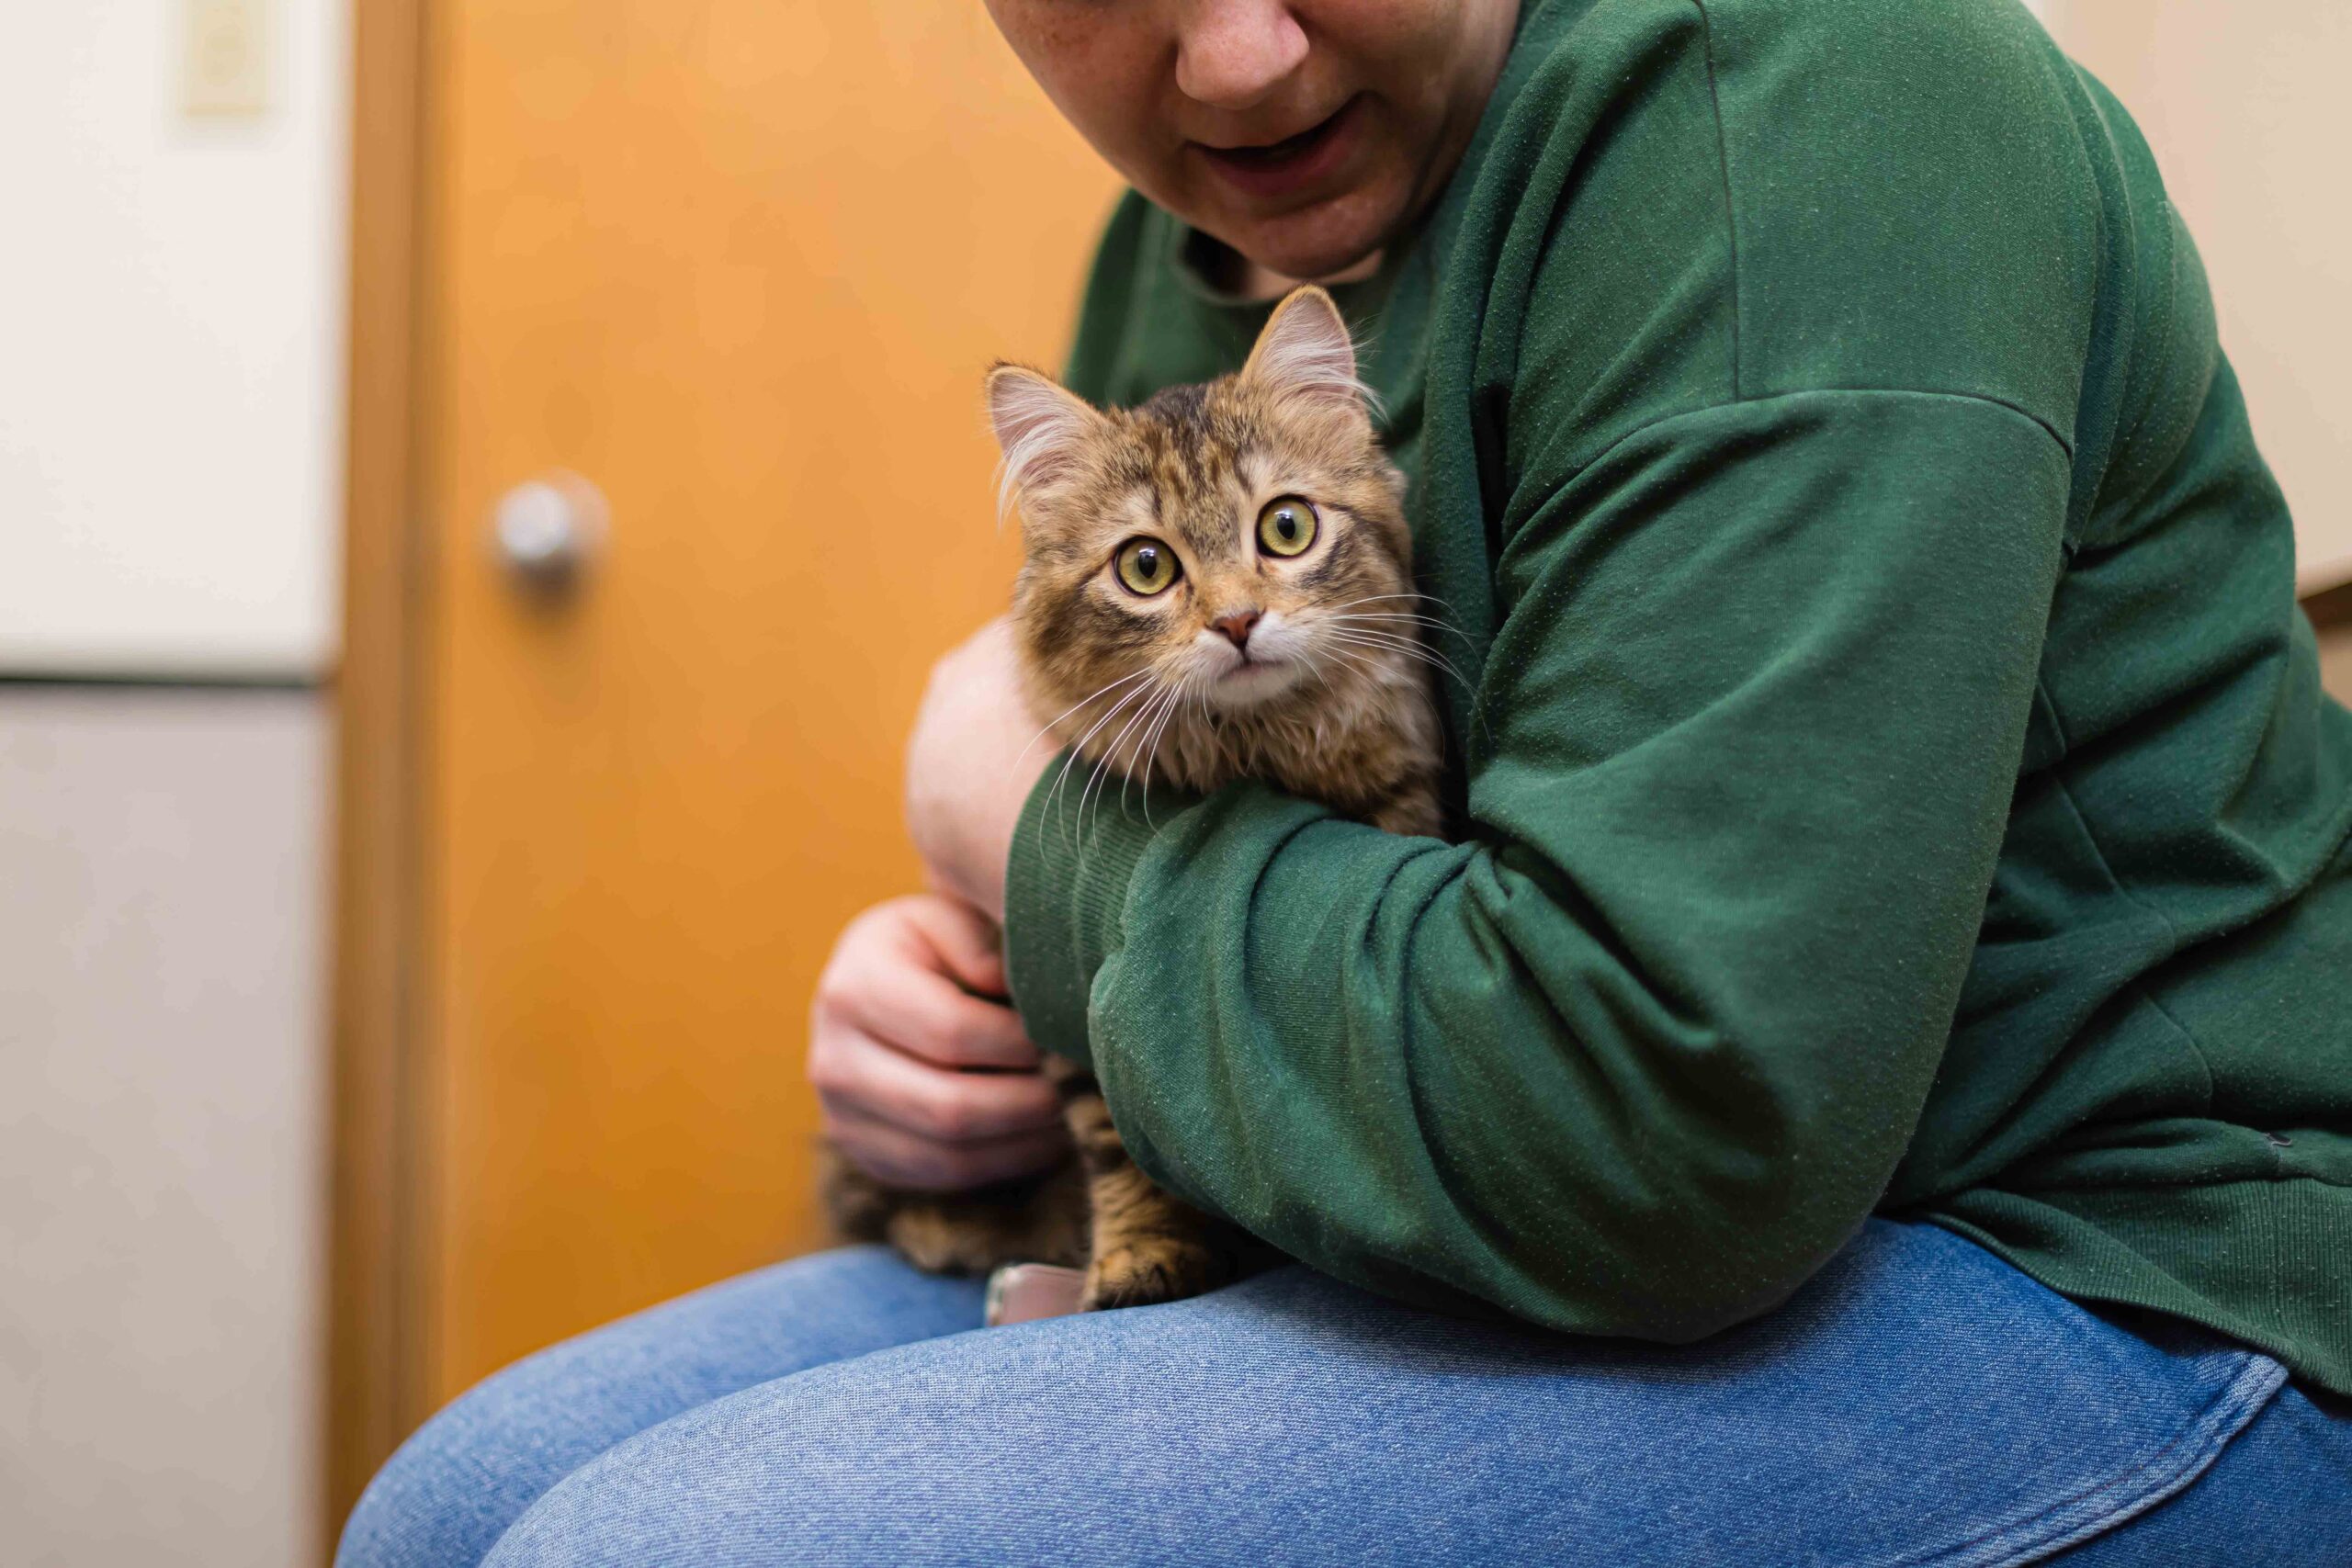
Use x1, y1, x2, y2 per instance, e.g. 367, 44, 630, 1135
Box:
492, 473, 607, 592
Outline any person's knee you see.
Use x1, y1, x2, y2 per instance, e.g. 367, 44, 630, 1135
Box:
480, 1359, 1075, 1567
334, 1368, 571, 1568
481, 1421, 824, 1568
478, 1461, 694, 1568
334, 1405, 498, 1568
341, 1250, 986, 1566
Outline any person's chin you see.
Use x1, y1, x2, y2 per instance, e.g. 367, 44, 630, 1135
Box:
1183, 167, 1413, 289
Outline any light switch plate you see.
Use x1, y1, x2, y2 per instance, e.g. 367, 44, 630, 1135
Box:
183, 0, 270, 119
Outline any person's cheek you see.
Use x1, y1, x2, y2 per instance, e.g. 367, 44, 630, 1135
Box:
990, 2, 1170, 176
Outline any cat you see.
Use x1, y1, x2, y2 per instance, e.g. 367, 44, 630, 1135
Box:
825, 286, 1445, 1312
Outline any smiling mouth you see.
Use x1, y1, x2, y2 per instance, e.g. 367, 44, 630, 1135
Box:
1205, 107, 1344, 164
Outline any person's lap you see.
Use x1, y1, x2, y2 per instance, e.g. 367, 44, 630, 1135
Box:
339, 1220, 2350, 1567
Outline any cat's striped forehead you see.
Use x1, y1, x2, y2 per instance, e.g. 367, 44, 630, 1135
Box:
1111, 382, 1264, 557
1124, 385, 1250, 545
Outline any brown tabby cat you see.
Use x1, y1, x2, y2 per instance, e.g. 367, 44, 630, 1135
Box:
826, 287, 1444, 1312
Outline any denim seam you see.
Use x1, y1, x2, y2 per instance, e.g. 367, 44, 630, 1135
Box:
1881, 1351, 2289, 1568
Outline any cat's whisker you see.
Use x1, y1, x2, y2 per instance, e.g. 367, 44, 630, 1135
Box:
1085, 686, 1164, 825
1325, 630, 1492, 744
1324, 631, 1479, 695
1322, 590, 1456, 610
1127, 680, 1179, 828
1320, 610, 1464, 631
1119, 686, 1166, 827
1017, 667, 1155, 767
1298, 647, 1340, 700
1326, 626, 1442, 650
1320, 615, 1474, 647
1046, 677, 1158, 851
1110, 682, 1180, 835
1316, 604, 1476, 645
1317, 644, 1395, 691
1118, 687, 1161, 825
1138, 671, 1199, 824
1079, 674, 1174, 853
1321, 591, 1467, 622
1331, 632, 1496, 745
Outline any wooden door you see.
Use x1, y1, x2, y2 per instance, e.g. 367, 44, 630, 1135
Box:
404, 0, 1116, 1413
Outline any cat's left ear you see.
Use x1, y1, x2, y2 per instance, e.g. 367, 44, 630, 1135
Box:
1240, 286, 1375, 423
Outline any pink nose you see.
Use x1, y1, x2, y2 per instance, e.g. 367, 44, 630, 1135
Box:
1210, 611, 1261, 650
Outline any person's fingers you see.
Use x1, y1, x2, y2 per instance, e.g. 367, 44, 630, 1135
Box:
815, 917, 1035, 1071
808, 1021, 1063, 1144
820, 1098, 1070, 1191
842, 968, 1036, 1071
893, 893, 1010, 998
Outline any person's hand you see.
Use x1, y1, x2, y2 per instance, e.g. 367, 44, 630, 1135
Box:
808, 893, 1069, 1190
905, 617, 1049, 925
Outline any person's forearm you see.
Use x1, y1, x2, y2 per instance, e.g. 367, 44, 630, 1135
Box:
904, 618, 1049, 926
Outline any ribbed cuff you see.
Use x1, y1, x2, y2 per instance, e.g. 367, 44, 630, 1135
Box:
1002, 755, 1186, 1070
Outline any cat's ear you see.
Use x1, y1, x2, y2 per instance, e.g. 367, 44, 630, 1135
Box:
1240, 287, 1375, 422
986, 365, 1102, 518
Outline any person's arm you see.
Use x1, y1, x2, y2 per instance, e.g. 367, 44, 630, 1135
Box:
1005, 390, 2069, 1339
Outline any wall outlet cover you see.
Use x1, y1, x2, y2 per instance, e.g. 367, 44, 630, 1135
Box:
183, 0, 270, 119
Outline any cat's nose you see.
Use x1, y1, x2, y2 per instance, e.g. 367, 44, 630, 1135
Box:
1210, 611, 1262, 650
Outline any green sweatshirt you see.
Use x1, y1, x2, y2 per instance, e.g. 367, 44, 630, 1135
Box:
1003, 0, 2352, 1393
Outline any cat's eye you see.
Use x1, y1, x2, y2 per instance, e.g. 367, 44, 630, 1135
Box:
1114, 536, 1181, 596
1256, 496, 1319, 558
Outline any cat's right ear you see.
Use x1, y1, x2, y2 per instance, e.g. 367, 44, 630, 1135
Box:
985, 365, 1102, 520
1240, 286, 1376, 424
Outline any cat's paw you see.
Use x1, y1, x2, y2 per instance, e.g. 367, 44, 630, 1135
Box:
886, 1207, 1018, 1276
1080, 1241, 1224, 1311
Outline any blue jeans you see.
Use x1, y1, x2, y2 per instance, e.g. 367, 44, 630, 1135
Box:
339, 1220, 2352, 1566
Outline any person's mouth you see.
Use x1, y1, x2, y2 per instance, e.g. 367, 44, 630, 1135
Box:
1193, 96, 1365, 204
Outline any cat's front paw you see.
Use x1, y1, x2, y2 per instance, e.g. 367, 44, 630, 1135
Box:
1080, 1241, 1227, 1311
885, 1205, 1023, 1276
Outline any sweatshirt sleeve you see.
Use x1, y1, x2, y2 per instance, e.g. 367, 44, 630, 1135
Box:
1006, 387, 2070, 1340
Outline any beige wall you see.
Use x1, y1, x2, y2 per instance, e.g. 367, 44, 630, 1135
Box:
0, 690, 327, 1568
2321, 625, 2352, 706
2044, 2, 2352, 593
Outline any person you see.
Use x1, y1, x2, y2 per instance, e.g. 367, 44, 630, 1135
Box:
339, 1, 2352, 1562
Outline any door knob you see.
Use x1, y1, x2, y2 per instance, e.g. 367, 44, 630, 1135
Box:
491, 473, 607, 593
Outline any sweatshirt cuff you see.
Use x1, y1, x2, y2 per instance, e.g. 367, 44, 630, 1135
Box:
1002, 756, 1183, 1070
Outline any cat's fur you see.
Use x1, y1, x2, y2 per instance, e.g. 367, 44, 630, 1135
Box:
826, 288, 1444, 1310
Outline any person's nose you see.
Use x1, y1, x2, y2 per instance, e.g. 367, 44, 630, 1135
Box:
1210, 610, 1262, 650
1174, 1, 1309, 113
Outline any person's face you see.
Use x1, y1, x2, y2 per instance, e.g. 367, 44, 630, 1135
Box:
985, 0, 1521, 283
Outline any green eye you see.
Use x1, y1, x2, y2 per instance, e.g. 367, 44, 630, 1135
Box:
1114, 536, 1181, 596
1256, 496, 1318, 558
